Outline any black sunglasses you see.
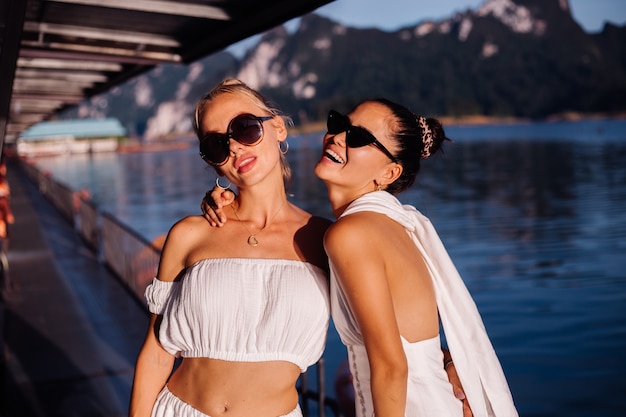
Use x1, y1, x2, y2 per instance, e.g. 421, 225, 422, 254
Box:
199, 113, 273, 166
326, 110, 398, 163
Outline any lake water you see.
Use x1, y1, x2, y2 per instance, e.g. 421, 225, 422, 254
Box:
32, 118, 626, 417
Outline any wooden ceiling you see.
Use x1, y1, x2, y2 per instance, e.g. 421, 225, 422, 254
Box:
0, 0, 334, 148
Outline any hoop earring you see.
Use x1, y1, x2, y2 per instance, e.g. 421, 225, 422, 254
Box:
216, 177, 232, 190
279, 140, 289, 155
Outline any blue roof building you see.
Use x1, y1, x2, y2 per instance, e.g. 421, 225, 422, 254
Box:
17, 119, 126, 157
19, 118, 126, 140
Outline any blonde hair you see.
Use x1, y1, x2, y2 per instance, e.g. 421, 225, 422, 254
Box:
193, 79, 292, 184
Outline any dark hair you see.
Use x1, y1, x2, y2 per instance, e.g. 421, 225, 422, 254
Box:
363, 98, 450, 195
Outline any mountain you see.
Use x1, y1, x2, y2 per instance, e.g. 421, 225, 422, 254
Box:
67, 52, 239, 139
62, 0, 626, 140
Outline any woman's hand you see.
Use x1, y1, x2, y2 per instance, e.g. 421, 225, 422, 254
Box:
443, 349, 473, 417
201, 186, 236, 226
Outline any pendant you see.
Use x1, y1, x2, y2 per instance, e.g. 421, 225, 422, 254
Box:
247, 235, 259, 247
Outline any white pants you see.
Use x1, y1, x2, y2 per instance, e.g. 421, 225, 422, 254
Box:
152, 386, 303, 417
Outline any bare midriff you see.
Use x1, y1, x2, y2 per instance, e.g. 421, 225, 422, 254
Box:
166, 358, 301, 417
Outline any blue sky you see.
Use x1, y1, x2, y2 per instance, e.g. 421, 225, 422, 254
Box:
315, 0, 626, 33
228, 0, 625, 56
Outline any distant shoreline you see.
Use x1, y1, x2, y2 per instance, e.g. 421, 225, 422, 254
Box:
153, 112, 626, 142
289, 111, 626, 134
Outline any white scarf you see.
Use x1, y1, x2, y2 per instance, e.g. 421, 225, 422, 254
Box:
341, 191, 518, 417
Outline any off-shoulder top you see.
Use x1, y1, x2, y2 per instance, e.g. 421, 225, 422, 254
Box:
144, 258, 330, 372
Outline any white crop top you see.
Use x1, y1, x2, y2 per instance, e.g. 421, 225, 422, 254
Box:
144, 258, 330, 372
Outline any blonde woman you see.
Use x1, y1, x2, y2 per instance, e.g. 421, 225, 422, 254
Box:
129, 79, 330, 417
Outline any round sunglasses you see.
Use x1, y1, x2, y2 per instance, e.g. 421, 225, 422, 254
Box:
326, 109, 398, 163
199, 113, 273, 166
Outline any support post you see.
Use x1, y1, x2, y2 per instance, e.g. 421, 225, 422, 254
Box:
0, 0, 28, 155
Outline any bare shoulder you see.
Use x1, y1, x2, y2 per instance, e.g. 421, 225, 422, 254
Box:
165, 215, 210, 245
326, 211, 389, 241
157, 215, 213, 281
325, 212, 400, 258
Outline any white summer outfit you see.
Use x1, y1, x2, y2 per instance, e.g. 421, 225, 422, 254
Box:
144, 258, 330, 417
329, 192, 518, 417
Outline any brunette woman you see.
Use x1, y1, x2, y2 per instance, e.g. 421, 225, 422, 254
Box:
315, 99, 517, 417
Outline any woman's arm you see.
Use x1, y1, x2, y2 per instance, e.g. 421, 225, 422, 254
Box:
325, 214, 407, 417
129, 314, 175, 417
129, 219, 191, 416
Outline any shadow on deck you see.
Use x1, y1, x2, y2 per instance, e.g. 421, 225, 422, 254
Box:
1, 158, 148, 416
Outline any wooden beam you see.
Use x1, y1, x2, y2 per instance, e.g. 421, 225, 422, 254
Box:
17, 57, 123, 72
21, 41, 182, 63
23, 22, 181, 47
49, 0, 230, 20
16, 69, 108, 83
19, 46, 180, 65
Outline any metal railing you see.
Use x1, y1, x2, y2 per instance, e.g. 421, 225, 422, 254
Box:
101, 211, 160, 303
76, 195, 100, 251
17, 158, 345, 417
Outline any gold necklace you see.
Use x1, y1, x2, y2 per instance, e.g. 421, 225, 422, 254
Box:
232, 198, 286, 247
